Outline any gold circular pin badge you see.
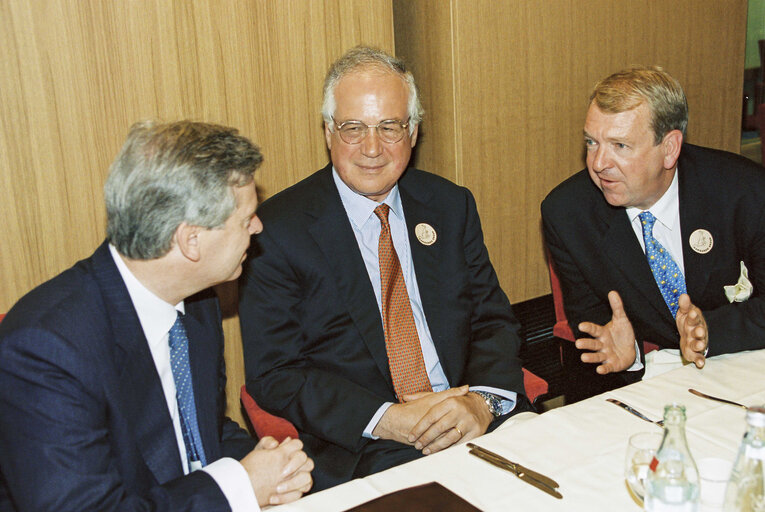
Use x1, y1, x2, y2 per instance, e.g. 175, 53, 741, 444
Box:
689, 229, 713, 254
415, 223, 437, 246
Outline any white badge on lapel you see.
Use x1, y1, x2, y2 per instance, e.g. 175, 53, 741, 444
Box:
415, 223, 437, 246
689, 229, 713, 254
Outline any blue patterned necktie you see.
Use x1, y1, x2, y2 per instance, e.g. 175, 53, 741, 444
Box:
168, 312, 207, 470
639, 211, 687, 317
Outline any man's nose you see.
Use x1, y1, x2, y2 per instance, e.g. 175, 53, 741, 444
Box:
591, 146, 610, 172
361, 128, 383, 157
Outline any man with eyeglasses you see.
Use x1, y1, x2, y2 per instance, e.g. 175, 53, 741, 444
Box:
239, 46, 532, 490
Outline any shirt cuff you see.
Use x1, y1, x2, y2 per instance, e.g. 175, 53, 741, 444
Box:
627, 340, 644, 371
362, 402, 394, 439
201, 457, 259, 512
470, 386, 517, 415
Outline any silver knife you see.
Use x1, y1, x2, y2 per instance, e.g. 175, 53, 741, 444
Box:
467, 443, 562, 498
606, 398, 664, 426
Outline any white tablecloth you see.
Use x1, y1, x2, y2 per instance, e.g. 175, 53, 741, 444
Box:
276, 349, 765, 511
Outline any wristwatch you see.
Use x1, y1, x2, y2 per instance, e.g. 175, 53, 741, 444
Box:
471, 390, 503, 418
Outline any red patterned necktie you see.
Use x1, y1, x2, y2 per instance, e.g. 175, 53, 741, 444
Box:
373, 204, 432, 401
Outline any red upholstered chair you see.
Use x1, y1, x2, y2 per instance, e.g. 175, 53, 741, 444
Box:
522, 367, 549, 404
547, 257, 575, 342
240, 385, 298, 443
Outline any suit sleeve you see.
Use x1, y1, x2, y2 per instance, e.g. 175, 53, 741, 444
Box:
239, 230, 383, 453
459, 189, 526, 396
541, 200, 613, 337
0, 327, 229, 512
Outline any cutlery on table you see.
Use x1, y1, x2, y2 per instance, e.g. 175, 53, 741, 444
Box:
688, 388, 749, 409
466, 442, 562, 499
606, 398, 664, 426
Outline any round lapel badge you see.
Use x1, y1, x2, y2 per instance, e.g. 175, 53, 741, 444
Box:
689, 229, 713, 254
415, 223, 437, 246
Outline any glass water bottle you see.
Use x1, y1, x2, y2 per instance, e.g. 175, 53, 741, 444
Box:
724, 406, 765, 512
644, 403, 699, 511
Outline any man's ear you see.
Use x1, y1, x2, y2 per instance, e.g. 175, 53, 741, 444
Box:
662, 129, 683, 169
324, 122, 333, 150
409, 123, 419, 148
174, 222, 202, 262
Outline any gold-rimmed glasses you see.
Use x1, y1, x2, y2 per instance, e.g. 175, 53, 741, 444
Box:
332, 117, 410, 144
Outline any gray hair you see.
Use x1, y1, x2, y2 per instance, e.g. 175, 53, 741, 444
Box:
105, 120, 263, 259
590, 66, 688, 144
321, 45, 423, 135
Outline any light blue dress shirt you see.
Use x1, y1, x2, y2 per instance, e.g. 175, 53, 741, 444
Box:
331, 170, 516, 438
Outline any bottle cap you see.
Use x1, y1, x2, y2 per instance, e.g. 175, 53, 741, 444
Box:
746, 406, 765, 427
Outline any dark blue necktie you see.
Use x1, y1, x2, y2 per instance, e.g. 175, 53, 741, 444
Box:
168, 312, 207, 469
639, 211, 687, 317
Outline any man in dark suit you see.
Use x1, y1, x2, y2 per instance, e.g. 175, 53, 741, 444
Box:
0, 121, 312, 511
542, 66, 765, 401
239, 46, 530, 491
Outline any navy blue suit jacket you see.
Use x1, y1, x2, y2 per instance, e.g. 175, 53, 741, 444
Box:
239, 165, 526, 490
541, 144, 765, 392
0, 242, 255, 511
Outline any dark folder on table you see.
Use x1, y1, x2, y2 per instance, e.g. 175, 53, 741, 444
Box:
343, 482, 482, 512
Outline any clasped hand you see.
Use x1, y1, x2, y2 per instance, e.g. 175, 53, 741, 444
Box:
241, 436, 314, 506
372, 385, 493, 456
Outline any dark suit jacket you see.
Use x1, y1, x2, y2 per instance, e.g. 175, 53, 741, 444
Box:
0, 242, 255, 511
541, 143, 765, 393
240, 165, 526, 490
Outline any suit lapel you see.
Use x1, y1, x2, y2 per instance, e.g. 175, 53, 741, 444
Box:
307, 167, 392, 384
398, 180, 451, 378
600, 206, 675, 325
90, 243, 184, 484
183, 303, 221, 463
677, 152, 716, 299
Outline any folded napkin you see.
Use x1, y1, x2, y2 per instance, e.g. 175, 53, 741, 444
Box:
343, 482, 482, 512
643, 348, 684, 379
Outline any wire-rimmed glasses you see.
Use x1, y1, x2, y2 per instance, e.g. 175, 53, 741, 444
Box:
332, 117, 410, 144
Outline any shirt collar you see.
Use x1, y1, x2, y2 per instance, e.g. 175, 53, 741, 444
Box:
109, 244, 184, 346
626, 168, 680, 231
331, 166, 403, 229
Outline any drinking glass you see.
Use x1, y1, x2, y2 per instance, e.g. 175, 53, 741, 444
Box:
625, 432, 663, 503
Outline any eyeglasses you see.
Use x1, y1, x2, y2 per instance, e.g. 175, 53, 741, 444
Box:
332, 117, 410, 144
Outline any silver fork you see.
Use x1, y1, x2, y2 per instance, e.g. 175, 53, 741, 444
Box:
606, 398, 664, 426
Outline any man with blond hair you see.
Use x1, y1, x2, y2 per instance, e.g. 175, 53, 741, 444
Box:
240, 46, 531, 490
542, 67, 765, 401
0, 121, 312, 510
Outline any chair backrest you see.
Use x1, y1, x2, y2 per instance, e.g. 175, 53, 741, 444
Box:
240, 385, 298, 443
522, 367, 549, 405
546, 256, 576, 342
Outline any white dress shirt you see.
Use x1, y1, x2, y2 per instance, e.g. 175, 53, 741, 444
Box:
109, 245, 258, 511
331, 170, 517, 438
623, 169, 684, 370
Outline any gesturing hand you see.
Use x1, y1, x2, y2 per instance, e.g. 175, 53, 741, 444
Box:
676, 293, 708, 368
576, 290, 637, 374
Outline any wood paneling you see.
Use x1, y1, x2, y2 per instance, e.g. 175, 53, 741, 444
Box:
394, 0, 747, 303
1, 0, 394, 426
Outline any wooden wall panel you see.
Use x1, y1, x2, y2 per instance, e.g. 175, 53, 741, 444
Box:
1, 0, 394, 426
394, 0, 747, 303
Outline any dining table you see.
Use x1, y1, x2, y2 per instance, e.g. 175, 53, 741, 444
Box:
275, 348, 765, 511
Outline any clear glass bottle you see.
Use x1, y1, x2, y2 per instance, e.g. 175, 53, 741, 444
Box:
724, 406, 765, 511
644, 403, 699, 511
